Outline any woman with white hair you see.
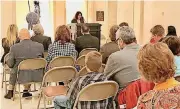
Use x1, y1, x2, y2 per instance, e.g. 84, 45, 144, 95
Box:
31, 23, 52, 51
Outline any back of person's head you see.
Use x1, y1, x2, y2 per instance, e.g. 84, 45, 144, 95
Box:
85, 51, 102, 72
116, 26, 136, 45
6, 24, 18, 47
81, 24, 90, 33
119, 22, 129, 27
32, 23, 44, 35
137, 42, 175, 83
161, 36, 180, 55
150, 25, 165, 37
109, 25, 119, 41
167, 26, 177, 36
55, 25, 71, 44
19, 28, 30, 40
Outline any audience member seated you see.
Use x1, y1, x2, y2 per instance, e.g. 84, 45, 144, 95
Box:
53, 51, 114, 109
104, 26, 140, 88
100, 25, 120, 64
119, 22, 129, 27
4, 28, 44, 99
161, 36, 180, 76
166, 25, 177, 36
75, 24, 99, 54
46, 25, 77, 68
150, 25, 165, 43
1, 24, 20, 63
137, 42, 180, 109
31, 23, 52, 51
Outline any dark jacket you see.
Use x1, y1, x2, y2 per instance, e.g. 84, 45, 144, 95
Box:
71, 19, 84, 23
1, 38, 20, 63
31, 35, 52, 51
75, 34, 99, 53
100, 41, 119, 64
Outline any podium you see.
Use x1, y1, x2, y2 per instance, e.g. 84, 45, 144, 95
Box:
68, 23, 102, 48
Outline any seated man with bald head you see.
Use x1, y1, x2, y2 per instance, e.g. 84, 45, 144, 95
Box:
5, 28, 44, 99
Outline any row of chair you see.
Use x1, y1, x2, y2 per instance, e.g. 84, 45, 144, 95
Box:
1, 48, 108, 109
37, 66, 119, 109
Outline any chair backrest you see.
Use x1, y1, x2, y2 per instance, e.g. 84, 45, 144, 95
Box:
77, 66, 88, 77
79, 48, 98, 57
78, 64, 105, 77
76, 55, 85, 69
4, 53, 10, 64
18, 58, 47, 70
43, 52, 48, 58
43, 66, 77, 84
49, 56, 75, 68
73, 81, 119, 108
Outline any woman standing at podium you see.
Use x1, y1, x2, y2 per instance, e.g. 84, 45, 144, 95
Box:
71, 11, 85, 23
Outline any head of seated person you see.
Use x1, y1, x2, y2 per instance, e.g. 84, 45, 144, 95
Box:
150, 25, 165, 43
160, 36, 180, 56
109, 25, 119, 42
138, 42, 175, 84
81, 24, 90, 34
85, 51, 102, 73
160, 36, 180, 76
119, 22, 129, 27
167, 26, 177, 36
19, 28, 31, 40
116, 26, 137, 49
137, 42, 180, 108
55, 25, 71, 44
32, 23, 44, 36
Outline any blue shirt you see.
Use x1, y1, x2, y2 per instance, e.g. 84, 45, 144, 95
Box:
175, 56, 180, 76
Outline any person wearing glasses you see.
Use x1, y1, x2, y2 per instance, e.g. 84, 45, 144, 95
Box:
104, 26, 140, 88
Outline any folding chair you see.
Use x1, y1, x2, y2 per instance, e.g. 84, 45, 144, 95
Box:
1, 53, 11, 94
73, 81, 119, 109
77, 64, 106, 77
76, 55, 85, 70
49, 56, 75, 68
37, 66, 77, 109
43, 52, 48, 59
16, 58, 47, 109
79, 48, 98, 57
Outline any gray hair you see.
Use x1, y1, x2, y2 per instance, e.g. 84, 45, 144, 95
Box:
116, 26, 136, 44
32, 23, 44, 35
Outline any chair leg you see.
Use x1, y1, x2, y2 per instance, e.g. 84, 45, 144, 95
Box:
43, 93, 46, 109
18, 84, 22, 109
37, 92, 42, 109
34, 83, 36, 91
1, 69, 4, 88
12, 84, 16, 101
4, 71, 7, 94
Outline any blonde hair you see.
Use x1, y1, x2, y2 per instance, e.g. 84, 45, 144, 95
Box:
5, 24, 18, 47
85, 51, 102, 72
32, 23, 44, 35
137, 42, 175, 83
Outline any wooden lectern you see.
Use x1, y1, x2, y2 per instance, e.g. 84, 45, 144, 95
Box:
68, 23, 102, 48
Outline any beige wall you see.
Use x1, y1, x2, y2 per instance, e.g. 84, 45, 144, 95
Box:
2, 1, 180, 45
1, 1, 16, 38
53, 1, 66, 31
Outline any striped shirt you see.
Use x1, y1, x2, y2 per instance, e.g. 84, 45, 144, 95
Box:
67, 72, 114, 109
